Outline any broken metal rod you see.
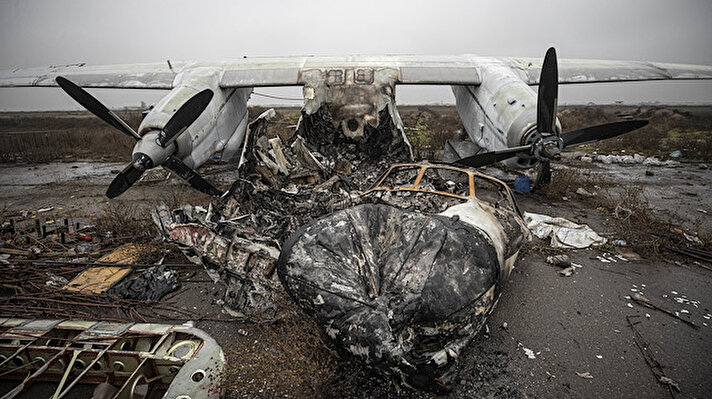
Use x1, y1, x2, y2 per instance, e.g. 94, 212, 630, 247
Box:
665, 246, 712, 267
626, 316, 678, 398
8, 259, 202, 268
631, 293, 699, 329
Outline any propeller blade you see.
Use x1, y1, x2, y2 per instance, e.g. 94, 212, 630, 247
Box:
158, 89, 214, 147
562, 120, 649, 147
163, 156, 222, 196
537, 47, 558, 135
534, 161, 552, 187
55, 76, 141, 141
106, 163, 144, 199
454, 145, 533, 168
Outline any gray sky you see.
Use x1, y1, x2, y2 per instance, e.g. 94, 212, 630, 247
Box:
1, 0, 711, 110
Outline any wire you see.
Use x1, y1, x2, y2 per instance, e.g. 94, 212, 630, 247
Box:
252, 91, 304, 101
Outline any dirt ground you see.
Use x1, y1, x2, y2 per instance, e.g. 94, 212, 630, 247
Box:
0, 106, 711, 398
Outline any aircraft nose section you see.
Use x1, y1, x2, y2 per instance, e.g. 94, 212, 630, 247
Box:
132, 152, 154, 171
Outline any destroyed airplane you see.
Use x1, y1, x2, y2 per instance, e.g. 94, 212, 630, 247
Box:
2, 48, 712, 393
0, 48, 710, 196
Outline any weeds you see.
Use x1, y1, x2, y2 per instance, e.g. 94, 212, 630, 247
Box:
0, 110, 141, 163
539, 167, 611, 200
224, 297, 338, 398
560, 106, 712, 160
96, 201, 155, 242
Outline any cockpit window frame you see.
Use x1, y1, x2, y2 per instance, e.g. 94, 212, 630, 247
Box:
365, 163, 522, 216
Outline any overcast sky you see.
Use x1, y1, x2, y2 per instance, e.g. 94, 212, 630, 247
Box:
1, 0, 711, 110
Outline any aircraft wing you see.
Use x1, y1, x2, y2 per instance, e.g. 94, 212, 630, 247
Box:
1, 55, 711, 89
0, 62, 185, 89
499, 57, 712, 84
0, 56, 483, 89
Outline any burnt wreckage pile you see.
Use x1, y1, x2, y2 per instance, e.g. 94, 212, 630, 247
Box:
154, 106, 412, 317
155, 107, 524, 390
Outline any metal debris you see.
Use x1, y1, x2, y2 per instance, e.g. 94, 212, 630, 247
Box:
630, 293, 698, 329
546, 254, 571, 268
0, 318, 224, 398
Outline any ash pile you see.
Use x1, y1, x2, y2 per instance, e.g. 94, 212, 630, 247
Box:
153, 108, 412, 319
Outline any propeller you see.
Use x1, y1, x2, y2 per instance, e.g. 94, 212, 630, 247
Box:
454, 48, 649, 175
56, 76, 140, 141
56, 76, 220, 198
537, 47, 558, 136
159, 89, 214, 147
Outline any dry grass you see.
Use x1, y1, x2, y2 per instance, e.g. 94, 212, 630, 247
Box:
402, 107, 462, 159
3, 105, 711, 162
560, 106, 712, 160
96, 200, 156, 242
0, 110, 141, 163
223, 298, 339, 398
537, 166, 709, 258
539, 167, 611, 200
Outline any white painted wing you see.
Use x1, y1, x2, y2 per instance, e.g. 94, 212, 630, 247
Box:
217, 55, 482, 86
0, 56, 483, 89
498, 57, 712, 84
0, 62, 183, 89
1, 55, 710, 89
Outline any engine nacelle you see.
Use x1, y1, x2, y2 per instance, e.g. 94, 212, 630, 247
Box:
137, 67, 252, 169
452, 63, 561, 169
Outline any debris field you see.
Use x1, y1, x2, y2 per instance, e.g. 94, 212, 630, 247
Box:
0, 105, 711, 398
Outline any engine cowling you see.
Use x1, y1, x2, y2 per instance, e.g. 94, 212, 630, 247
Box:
453, 63, 561, 169
136, 68, 251, 169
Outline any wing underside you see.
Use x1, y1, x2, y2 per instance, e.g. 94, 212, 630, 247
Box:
0, 55, 710, 90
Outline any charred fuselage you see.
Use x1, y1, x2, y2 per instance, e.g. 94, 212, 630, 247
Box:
276, 163, 529, 391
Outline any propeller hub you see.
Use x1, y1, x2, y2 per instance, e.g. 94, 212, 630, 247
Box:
132, 153, 153, 171
534, 136, 564, 161
131, 131, 175, 170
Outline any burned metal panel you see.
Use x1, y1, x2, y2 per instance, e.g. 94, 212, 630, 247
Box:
0, 319, 224, 398
301, 67, 399, 139
297, 104, 413, 163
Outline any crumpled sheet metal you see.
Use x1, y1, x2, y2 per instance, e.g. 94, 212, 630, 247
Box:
152, 204, 282, 316
277, 203, 500, 390
525, 211, 607, 248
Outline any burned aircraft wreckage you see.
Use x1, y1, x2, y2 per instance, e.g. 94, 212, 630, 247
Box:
2, 47, 711, 393
151, 49, 654, 390
0, 318, 223, 398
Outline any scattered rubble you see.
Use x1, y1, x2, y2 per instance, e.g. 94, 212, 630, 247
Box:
566, 152, 682, 167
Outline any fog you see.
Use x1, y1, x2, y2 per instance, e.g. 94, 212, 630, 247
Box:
1, 0, 711, 110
